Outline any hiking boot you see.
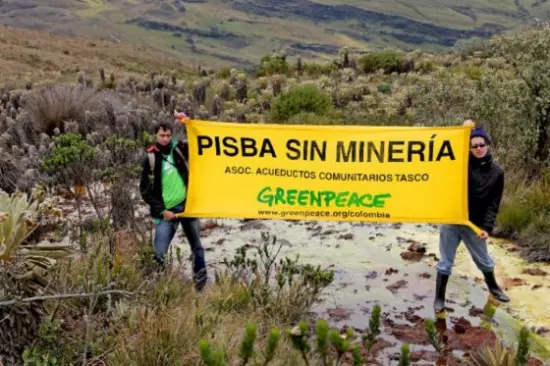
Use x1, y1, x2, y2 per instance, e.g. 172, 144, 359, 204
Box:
434, 272, 449, 313
483, 271, 510, 303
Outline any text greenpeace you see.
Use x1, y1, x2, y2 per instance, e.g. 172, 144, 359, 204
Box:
180, 120, 474, 228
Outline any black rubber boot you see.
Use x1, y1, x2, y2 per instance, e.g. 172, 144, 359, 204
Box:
434, 272, 449, 313
483, 271, 510, 302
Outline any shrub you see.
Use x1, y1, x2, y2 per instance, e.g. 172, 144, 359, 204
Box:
221, 232, 335, 323
519, 214, 550, 262
0, 148, 19, 193
257, 53, 289, 77
287, 112, 338, 125
377, 83, 392, 94
21, 84, 114, 136
41, 133, 98, 187
358, 50, 413, 74
270, 84, 331, 122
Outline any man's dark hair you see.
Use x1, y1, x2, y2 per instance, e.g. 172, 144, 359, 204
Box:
154, 121, 173, 134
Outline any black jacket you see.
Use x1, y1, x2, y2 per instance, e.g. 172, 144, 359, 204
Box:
467, 153, 504, 235
139, 140, 190, 219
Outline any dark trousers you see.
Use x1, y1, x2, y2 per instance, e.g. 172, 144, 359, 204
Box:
153, 203, 207, 290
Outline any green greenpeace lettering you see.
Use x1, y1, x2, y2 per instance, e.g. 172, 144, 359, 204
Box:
257, 186, 391, 208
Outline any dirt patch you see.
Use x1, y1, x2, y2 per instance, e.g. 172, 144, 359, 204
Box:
114, 229, 139, 258
447, 326, 497, 351
410, 350, 439, 362
502, 277, 526, 288
387, 280, 408, 294
522, 268, 548, 276
451, 317, 472, 334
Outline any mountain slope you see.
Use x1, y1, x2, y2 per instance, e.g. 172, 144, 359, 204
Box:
0, 0, 548, 67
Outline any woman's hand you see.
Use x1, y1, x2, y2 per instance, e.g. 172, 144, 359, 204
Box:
478, 230, 489, 240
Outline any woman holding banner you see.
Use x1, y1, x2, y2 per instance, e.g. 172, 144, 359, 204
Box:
434, 121, 510, 313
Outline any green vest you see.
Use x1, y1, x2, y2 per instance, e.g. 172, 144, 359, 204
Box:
158, 143, 187, 221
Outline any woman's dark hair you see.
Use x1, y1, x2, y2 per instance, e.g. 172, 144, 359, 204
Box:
154, 121, 173, 134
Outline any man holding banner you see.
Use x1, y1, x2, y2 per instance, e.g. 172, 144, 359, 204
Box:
434, 123, 510, 313
139, 116, 207, 292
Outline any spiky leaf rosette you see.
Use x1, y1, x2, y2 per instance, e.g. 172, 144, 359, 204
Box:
0, 191, 71, 365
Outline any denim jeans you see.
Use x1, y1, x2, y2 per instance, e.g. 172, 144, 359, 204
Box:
153, 203, 207, 290
436, 224, 495, 276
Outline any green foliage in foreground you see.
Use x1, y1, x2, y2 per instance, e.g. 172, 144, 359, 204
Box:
198, 307, 384, 366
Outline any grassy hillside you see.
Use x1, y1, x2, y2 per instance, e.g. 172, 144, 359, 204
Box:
0, 26, 198, 86
0, 0, 549, 68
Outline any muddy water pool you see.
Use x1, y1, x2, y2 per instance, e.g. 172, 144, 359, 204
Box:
172, 218, 550, 364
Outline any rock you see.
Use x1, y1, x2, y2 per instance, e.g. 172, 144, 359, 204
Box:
414, 294, 428, 301
403, 308, 423, 324
469, 306, 484, 317
390, 322, 430, 344
400, 251, 423, 261
327, 308, 353, 321
385, 268, 399, 275
338, 233, 354, 240
407, 241, 427, 253
306, 224, 322, 232
200, 219, 220, 231
427, 253, 439, 261
451, 317, 472, 334
522, 268, 548, 276
365, 271, 378, 280
240, 220, 268, 231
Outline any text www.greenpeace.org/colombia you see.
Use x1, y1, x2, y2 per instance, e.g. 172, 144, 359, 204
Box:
256, 209, 390, 220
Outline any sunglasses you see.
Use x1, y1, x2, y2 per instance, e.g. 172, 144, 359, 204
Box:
471, 143, 487, 149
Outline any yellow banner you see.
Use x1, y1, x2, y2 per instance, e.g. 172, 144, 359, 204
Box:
180, 120, 477, 230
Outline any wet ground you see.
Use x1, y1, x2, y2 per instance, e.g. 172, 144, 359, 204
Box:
45, 190, 550, 365
171, 218, 550, 365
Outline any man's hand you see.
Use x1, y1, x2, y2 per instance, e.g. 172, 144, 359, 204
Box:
478, 231, 489, 240
163, 210, 176, 220
174, 111, 189, 125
